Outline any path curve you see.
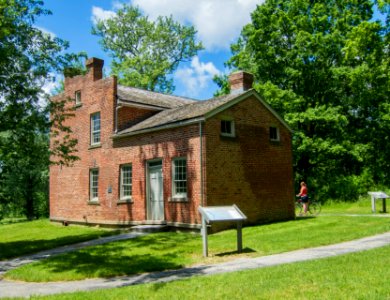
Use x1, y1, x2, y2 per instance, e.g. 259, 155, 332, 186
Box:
1, 231, 389, 298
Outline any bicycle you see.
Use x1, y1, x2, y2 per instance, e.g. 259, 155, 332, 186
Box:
295, 196, 321, 216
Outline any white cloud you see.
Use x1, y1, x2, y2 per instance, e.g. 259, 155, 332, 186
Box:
34, 26, 56, 38
91, 6, 116, 24
175, 56, 221, 98
37, 73, 63, 108
92, 0, 261, 49
130, 0, 261, 50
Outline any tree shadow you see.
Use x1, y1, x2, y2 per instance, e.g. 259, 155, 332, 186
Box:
27, 233, 201, 280
215, 247, 256, 257
0, 231, 117, 261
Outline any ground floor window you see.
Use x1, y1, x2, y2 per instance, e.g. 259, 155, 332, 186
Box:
89, 168, 99, 201
120, 164, 132, 201
172, 157, 187, 199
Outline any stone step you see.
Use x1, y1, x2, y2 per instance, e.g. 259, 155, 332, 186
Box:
130, 224, 169, 233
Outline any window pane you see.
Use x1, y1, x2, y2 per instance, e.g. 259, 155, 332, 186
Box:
75, 91, 81, 104
270, 127, 279, 141
120, 165, 132, 199
221, 120, 233, 135
173, 158, 187, 197
91, 113, 101, 145
90, 169, 99, 200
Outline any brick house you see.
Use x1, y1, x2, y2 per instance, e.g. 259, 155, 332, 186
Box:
49, 57, 295, 229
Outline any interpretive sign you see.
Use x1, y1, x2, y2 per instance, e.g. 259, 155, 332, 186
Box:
368, 191, 389, 213
198, 205, 247, 257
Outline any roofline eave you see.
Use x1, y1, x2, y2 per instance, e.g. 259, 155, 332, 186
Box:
117, 98, 168, 111
112, 117, 206, 139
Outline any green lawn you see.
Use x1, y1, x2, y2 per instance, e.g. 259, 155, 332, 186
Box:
0, 219, 118, 260
22, 245, 390, 300
5, 215, 390, 282
322, 193, 390, 214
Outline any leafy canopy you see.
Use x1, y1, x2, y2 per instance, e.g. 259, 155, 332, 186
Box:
222, 0, 390, 199
92, 5, 203, 93
0, 0, 81, 219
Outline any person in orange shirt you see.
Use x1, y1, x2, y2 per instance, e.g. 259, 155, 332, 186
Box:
297, 181, 309, 215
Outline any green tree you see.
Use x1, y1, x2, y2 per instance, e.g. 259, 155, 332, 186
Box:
0, 0, 80, 219
92, 5, 203, 93
0, 132, 49, 219
222, 0, 389, 200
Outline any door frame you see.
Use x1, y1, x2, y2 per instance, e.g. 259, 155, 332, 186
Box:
146, 159, 165, 221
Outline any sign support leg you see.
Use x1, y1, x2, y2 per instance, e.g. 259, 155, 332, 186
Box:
202, 217, 208, 257
237, 221, 242, 253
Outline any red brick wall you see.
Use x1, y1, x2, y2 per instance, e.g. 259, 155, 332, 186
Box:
117, 106, 158, 132
50, 70, 119, 224
50, 68, 204, 225
112, 125, 204, 226
50, 70, 293, 228
204, 95, 295, 224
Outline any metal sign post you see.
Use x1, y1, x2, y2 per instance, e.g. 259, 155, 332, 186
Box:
201, 216, 208, 257
198, 205, 247, 257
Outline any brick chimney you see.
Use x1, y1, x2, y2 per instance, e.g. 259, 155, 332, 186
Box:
229, 71, 254, 94
86, 57, 104, 81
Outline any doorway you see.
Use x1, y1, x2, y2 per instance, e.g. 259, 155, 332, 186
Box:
147, 160, 164, 221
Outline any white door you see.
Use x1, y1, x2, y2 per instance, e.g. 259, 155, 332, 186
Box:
148, 162, 164, 221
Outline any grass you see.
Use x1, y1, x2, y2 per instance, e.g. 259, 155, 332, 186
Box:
5, 215, 390, 282
0, 219, 118, 260
321, 192, 390, 214
21, 245, 390, 300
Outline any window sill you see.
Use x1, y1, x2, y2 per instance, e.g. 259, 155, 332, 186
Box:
87, 200, 100, 205
75, 103, 82, 108
169, 196, 188, 202
117, 199, 133, 204
220, 134, 237, 141
89, 144, 101, 150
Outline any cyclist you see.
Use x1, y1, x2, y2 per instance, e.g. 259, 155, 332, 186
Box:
296, 181, 309, 215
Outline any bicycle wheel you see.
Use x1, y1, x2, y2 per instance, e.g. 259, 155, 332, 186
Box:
309, 201, 321, 215
295, 202, 303, 216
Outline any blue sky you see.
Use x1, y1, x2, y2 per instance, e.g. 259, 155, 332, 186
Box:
36, 0, 260, 100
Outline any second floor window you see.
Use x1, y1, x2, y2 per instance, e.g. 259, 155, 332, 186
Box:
75, 90, 81, 105
91, 112, 101, 145
221, 119, 235, 137
270, 126, 280, 142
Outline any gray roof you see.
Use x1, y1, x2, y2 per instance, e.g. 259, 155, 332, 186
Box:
115, 91, 247, 137
117, 85, 196, 109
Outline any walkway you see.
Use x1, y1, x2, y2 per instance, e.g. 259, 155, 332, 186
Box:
1, 231, 389, 298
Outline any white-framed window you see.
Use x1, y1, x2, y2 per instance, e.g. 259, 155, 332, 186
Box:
172, 157, 187, 199
89, 168, 99, 201
90, 112, 101, 145
75, 90, 81, 105
120, 164, 132, 201
220, 119, 235, 137
270, 126, 280, 141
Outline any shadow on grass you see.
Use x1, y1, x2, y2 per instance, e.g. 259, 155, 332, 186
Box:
41, 250, 184, 279
0, 231, 117, 261
14, 232, 202, 280
293, 216, 317, 221
215, 247, 256, 257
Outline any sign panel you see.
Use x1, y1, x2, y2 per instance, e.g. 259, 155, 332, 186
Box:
368, 192, 389, 199
198, 205, 247, 257
198, 205, 247, 223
